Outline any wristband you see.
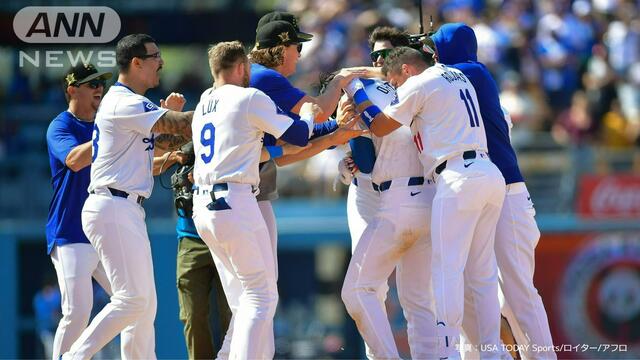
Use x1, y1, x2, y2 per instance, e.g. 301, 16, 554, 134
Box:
360, 104, 382, 128
353, 88, 369, 106
266, 145, 284, 159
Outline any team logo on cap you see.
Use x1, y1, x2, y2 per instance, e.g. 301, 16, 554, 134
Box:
65, 73, 76, 86
278, 31, 290, 43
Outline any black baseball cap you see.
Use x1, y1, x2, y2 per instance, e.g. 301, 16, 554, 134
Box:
255, 21, 311, 50
256, 11, 313, 41
64, 63, 112, 87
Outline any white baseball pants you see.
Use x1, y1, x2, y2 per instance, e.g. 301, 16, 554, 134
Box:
67, 192, 157, 360
496, 183, 555, 359
51, 243, 112, 360
461, 183, 555, 360
343, 180, 438, 359
193, 184, 278, 360
346, 176, 386, 359
431, 154, 505, 360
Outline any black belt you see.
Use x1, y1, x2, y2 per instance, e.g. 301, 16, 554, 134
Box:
91, 187, 145, 205
353, 176, 424, 192
435, 150, 477, 175
353, 177, 380, 191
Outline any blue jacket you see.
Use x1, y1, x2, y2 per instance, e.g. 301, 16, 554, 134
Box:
432, 23, 524, 184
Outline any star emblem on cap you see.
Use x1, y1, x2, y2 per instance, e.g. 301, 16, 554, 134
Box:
278, 31, 290, 43
65, 73, 77, 86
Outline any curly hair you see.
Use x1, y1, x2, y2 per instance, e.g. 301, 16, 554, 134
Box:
249, 45, 286, 68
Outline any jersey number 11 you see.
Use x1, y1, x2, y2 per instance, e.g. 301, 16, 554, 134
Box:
460, 89, 480, 128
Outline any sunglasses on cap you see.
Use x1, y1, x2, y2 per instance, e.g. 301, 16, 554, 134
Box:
370, 48, 392, 62
296, 43, 303, 53
75, 79, 106, 89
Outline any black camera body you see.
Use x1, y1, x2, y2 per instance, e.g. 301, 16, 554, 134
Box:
171, 141, 195, 217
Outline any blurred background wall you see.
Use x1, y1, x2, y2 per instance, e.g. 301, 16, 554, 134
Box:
1, 0, 639, 358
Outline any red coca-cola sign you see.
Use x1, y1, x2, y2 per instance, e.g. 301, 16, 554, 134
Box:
578, 175, 640, 218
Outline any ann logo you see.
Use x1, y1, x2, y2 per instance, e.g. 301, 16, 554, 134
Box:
13, 7, 120, 44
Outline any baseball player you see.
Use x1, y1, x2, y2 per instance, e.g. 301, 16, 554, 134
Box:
340, 79, 437, 358
64, 34, 194, 360
431, 23, 556, 359
191, 41, 318, 359
240, 16, 365, 358
338, 27, 437, 359
45, 63, 113, 360
348, 46, 506, 359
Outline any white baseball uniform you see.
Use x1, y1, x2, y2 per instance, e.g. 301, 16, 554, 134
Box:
461, 102, 555, 360
383, 63, 506, 359
51, 244, 112, 360
191, 84, 301, 359
342, 78, 437, 358
67, 83, 168, 360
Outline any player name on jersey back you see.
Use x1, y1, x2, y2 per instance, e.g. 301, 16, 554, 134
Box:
192, 84, 293, 188
384, 64, 489, 177
88, 84, 168, 199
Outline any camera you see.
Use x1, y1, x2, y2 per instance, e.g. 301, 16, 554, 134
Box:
171, 141, 195, 216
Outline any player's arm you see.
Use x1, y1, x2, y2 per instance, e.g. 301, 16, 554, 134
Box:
154, 134, 191, 151
261, 143, 311, 163
152, 151, 179, 176
275, 114, 366, 166
47, 119, 93, 172
343, 79, 406, 137
150, 110, 194, 137
290, 67, 370, 122
261, 98, 319, 147
65, 141, 93, 172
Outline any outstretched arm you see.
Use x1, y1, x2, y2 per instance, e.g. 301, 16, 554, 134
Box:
290, 67, 370, 122
275, 118, 366, 166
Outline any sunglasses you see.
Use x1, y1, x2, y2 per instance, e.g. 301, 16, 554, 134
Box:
78, 79, 106, 89
296, 43, 303, 53
370, 48, 392, 62
137, 51, 161, 60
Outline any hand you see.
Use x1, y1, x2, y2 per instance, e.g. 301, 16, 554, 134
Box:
160, 92, 186, 111
173, 151, 190, 165
332, 67, 370, 88
338, 156, 356, 185
331, 117, 369, 145
300, 102, 323, 119
187, 171, 193, 183
282, 143, 312, 156
344, 156, 358, 174
337, 97, 357, 127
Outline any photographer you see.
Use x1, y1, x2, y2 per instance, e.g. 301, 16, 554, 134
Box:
159, 142, 232, 359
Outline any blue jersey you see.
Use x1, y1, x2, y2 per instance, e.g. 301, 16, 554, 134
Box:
45, 111, 93, 254
432, 23, 524, 184
250, 63, 306, 146
176, 208, 199, 240
249, 63, 338, 145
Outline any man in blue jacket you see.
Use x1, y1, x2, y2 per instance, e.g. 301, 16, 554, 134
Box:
46, 63, 113, 360
430, 23, 556, 359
